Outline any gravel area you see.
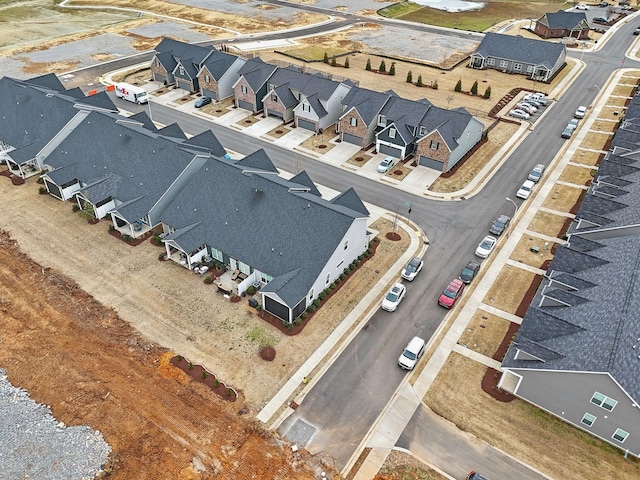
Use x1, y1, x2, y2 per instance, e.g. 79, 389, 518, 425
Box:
170, 0, 317, 20
0, 369, 111, 480
126, 21, 211, 42
21, 33, 139, 64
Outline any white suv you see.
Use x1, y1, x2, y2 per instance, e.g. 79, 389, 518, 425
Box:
575, 106, 587, 119
398, 336, 426, 370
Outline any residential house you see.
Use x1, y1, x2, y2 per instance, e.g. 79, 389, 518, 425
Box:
375, 97, 432, 159
150, 38, 213, 92
197, 49, 246, 100
337, 86, 396, 149
233, 57, 278, 113
0, 76, 116, 178
499, 95, 640, 457
292, 75, 352, 132
468, 32, 567, 82
160, 149, 370, 323
39, 110, 212, 237
534, 10, 590, 40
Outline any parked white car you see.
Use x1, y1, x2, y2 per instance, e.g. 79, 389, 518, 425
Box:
509, 109, 530, 119
527, 164, 546, 183
381, 282, 406, 312
524, 93, 548, 106
377, 156, 396, 173
516, 102, 537, 114
398, 336, 426, 370
516, 179, 536, 200
475, 235, 497, 259
575, 106, 587, 119
576, 4, 589, 10
566, 118, 579, 130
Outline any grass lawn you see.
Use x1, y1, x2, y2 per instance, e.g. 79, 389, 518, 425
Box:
424, 353, 640, 480
509, 235, 555, 269
542, 183, 585, 213
380, 0, 569, 32
558, 164, 595, 186
483, 264, 538, 315
527, 210, 569, 239
457, 310, 511, 358
571, 149, 602, 166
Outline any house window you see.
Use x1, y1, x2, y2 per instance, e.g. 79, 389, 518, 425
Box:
205, 74, 210, 82
487, 59, 495, 66
308, 288, 314, 301
271, 94, 277, 102
430, 141, 439, 150
378, 115, 386, 127
155, 59, 160, 67
350, 117, 357, 127
238, 261, 250, 276
527, 65, 534, 73
580, 413, 596, 427
302, 104, 311, 112
419, 126, 426, 136
325, 272, 331, 285
591, 392, 618, 411
499, 60, 508, 68
389, 128, 396, 139
336, 260, 344, 269
241, 85, 248, 94
179, 66, 185, 75
261, 272, 273, 283
210, 248, 223, 262
513, 63, 522, 72
613, 428, 629, 443
344, 239, 349, 250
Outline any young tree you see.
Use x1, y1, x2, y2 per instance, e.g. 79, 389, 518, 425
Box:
484, 86, 492, 99
454, 79, 462, 92
365, 58, 372, 71
389, 62, 396, 76
323, 51, 329, 64
471, 80, 478, 95
406, 70, 413, 84
331, 56, 337, 67
379, 60, 386, 73
432, 80, 438, 90
416, 75, 423, 87
344, 57, 350, 68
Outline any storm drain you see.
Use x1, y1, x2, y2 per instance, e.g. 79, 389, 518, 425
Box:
284, 419, 316, 448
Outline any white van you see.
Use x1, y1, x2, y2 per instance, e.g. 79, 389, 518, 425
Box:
398, 336, 426, 370
115, 83, 149, 104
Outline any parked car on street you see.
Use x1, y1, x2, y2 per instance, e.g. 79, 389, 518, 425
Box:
489, 214, 511, 236
194, 96, 212, 108
401, 256, 424, 281
398, 336, 426, 370
527, 163, 546, 183
567, 118, 579, 130
516, 179, 536, 200
377, 156, 396, 173
575, 105, 588, 119
467, 472, 490, 480
475, 235, 497, 258
381, 283, 406, 312
438, 278, 465, 308
599, 1, 610, 6
634, 28, 640, 35
561, 126, 575, 139
460, 260, 481, 284
509, 109, 530, 119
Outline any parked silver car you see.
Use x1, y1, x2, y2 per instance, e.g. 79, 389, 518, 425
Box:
509, 109, 530, 119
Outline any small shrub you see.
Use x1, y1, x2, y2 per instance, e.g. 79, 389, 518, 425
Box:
202, 371, 207, 379
308, 304, 316, 312
72, 204, 80, 212
204, 276, 213, 284
366, 248, 372, 256
282, 320, 288, 329
319, 291, 327, 300
38, 186, 47, 194
389, 62, 396, 76
329, 282, 336, 290
470, 80, 478, 95
379, 60, 386, 73
247, 285, 255, 295
340, 273, 347, 280
287, 323, 294, 331
483, 86, 491, 99
37, 177, 44, 184
365, 58, 371, 71
152, 234, 163, 246
177, 355, 182, 362
215, 379, 220, 387
406, 70, 413, 83
355, 259, 361, 266
416, 75, 423, 87
294, 317, 303, 326
432, 80, 438, 90
344, 57, 349, 68
256, 305, 262, 312
323, 51, 329, 64
331, 56, 337, 67
158, 252, 166, 261
301, 311, 308, 319
454, 79, 462, 92
188, 362, 193, 370
313, 299, 320, 307
109, 225, 115, 231
123, 234, 133, 242
227, 388, 233, 396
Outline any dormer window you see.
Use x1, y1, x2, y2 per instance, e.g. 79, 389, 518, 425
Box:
419, 126, 426, 136
179, 66, 185, 75
378, 115, 386, 127
302, 103, 311, 112
389, 127, 396, 139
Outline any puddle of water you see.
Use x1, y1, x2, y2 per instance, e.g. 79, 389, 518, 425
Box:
412, 0, 485, 12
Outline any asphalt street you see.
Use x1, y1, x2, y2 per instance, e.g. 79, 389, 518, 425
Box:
98, 13, 640, 476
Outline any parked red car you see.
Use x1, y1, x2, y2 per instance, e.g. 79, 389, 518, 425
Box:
438, 278, 465, 309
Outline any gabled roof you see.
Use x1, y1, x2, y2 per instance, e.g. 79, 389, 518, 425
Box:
538, 10, 588, 29
45, 110, 198, 223
236, 57, 277, 91
379, 97, 432, 144
126, 111, 158, 132
183, 130, 226, 158
157, 123, 187, 141
416, 106, 474, 150
303, 93, 328, 118
340, 86, 393, 125
266, 67, 343, 107
472, 32, 566, 69
330, 187, 370, 216
160, 154, 368, 307
23, 73, 65, 92
200, 50, 241, 80
290, 171, 321, 197
235, 149, 278, 173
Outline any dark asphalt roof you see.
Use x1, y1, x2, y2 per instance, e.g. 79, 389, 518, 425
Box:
236, 57, 277, 91
473, 32, 566, 69
340, 86, 393, 125
201, 50, 241, 80
539, 10, 588, 29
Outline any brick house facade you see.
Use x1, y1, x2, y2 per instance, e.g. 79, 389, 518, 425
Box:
337, 110, 369, 148
415, 131, 451, 171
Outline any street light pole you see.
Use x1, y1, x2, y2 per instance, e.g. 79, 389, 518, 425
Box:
506, 197, 518, 218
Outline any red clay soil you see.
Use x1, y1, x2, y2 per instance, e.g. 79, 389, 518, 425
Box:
170, 355, 238, 402
258, 238, 380, 335
260, 346, 276, 361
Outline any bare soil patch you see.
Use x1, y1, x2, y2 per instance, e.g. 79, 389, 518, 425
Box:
424, 353, 640, 480
578, 131, 611, 150
265, 124, 292, 139
558, 164, 595, 186
482, 264, 537, 315
604, 95, 628, 108
457, 310, 512, 358
299, 128, 338, 153
118, 67, 153, 85
509, 235, 555, 269
527, 210, 569, 239
542, 184, 586, 213
374, 450, 447, 480
386, 163, 412, 180
571, 149, 602, 166
590, 118, 618, 133
429, 122, 518, 193
612, 84, 634, 97
346, 152, 373, 167
236, 112, 263, 127
202, 96, 235, 116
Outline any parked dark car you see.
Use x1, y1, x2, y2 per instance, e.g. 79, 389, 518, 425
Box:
599, 1, 610, 6
195, 96, 212, 108
467, 472, 490, 480
489, 214, 511, 236
593, 17, 608, 24
460, 261, 480, 284
634, 28, 640, 35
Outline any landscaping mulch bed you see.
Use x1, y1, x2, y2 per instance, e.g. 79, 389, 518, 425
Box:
108, 228, 154, 246
170, 355, 238, 402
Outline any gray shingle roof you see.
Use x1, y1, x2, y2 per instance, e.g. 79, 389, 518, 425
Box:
236, 57, 277, 91
290, 171, 321, 197
200, 50, 239, 80
541, 10, 588, 29
127, 111, 158, 132
340, 86, 392, 125
23, 73, 65, 92
380, 97, 432, 144
160, 155, 367, 307
473, 32, 566, 69
183, 130, 226, 158
157, 123, 187, 141
155, 38, 212, 74
235, 149, 278, 173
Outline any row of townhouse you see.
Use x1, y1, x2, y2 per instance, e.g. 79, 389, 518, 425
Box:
150, 38, 485, 172
499, 93, 640, 457
0, 74, 371, 324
